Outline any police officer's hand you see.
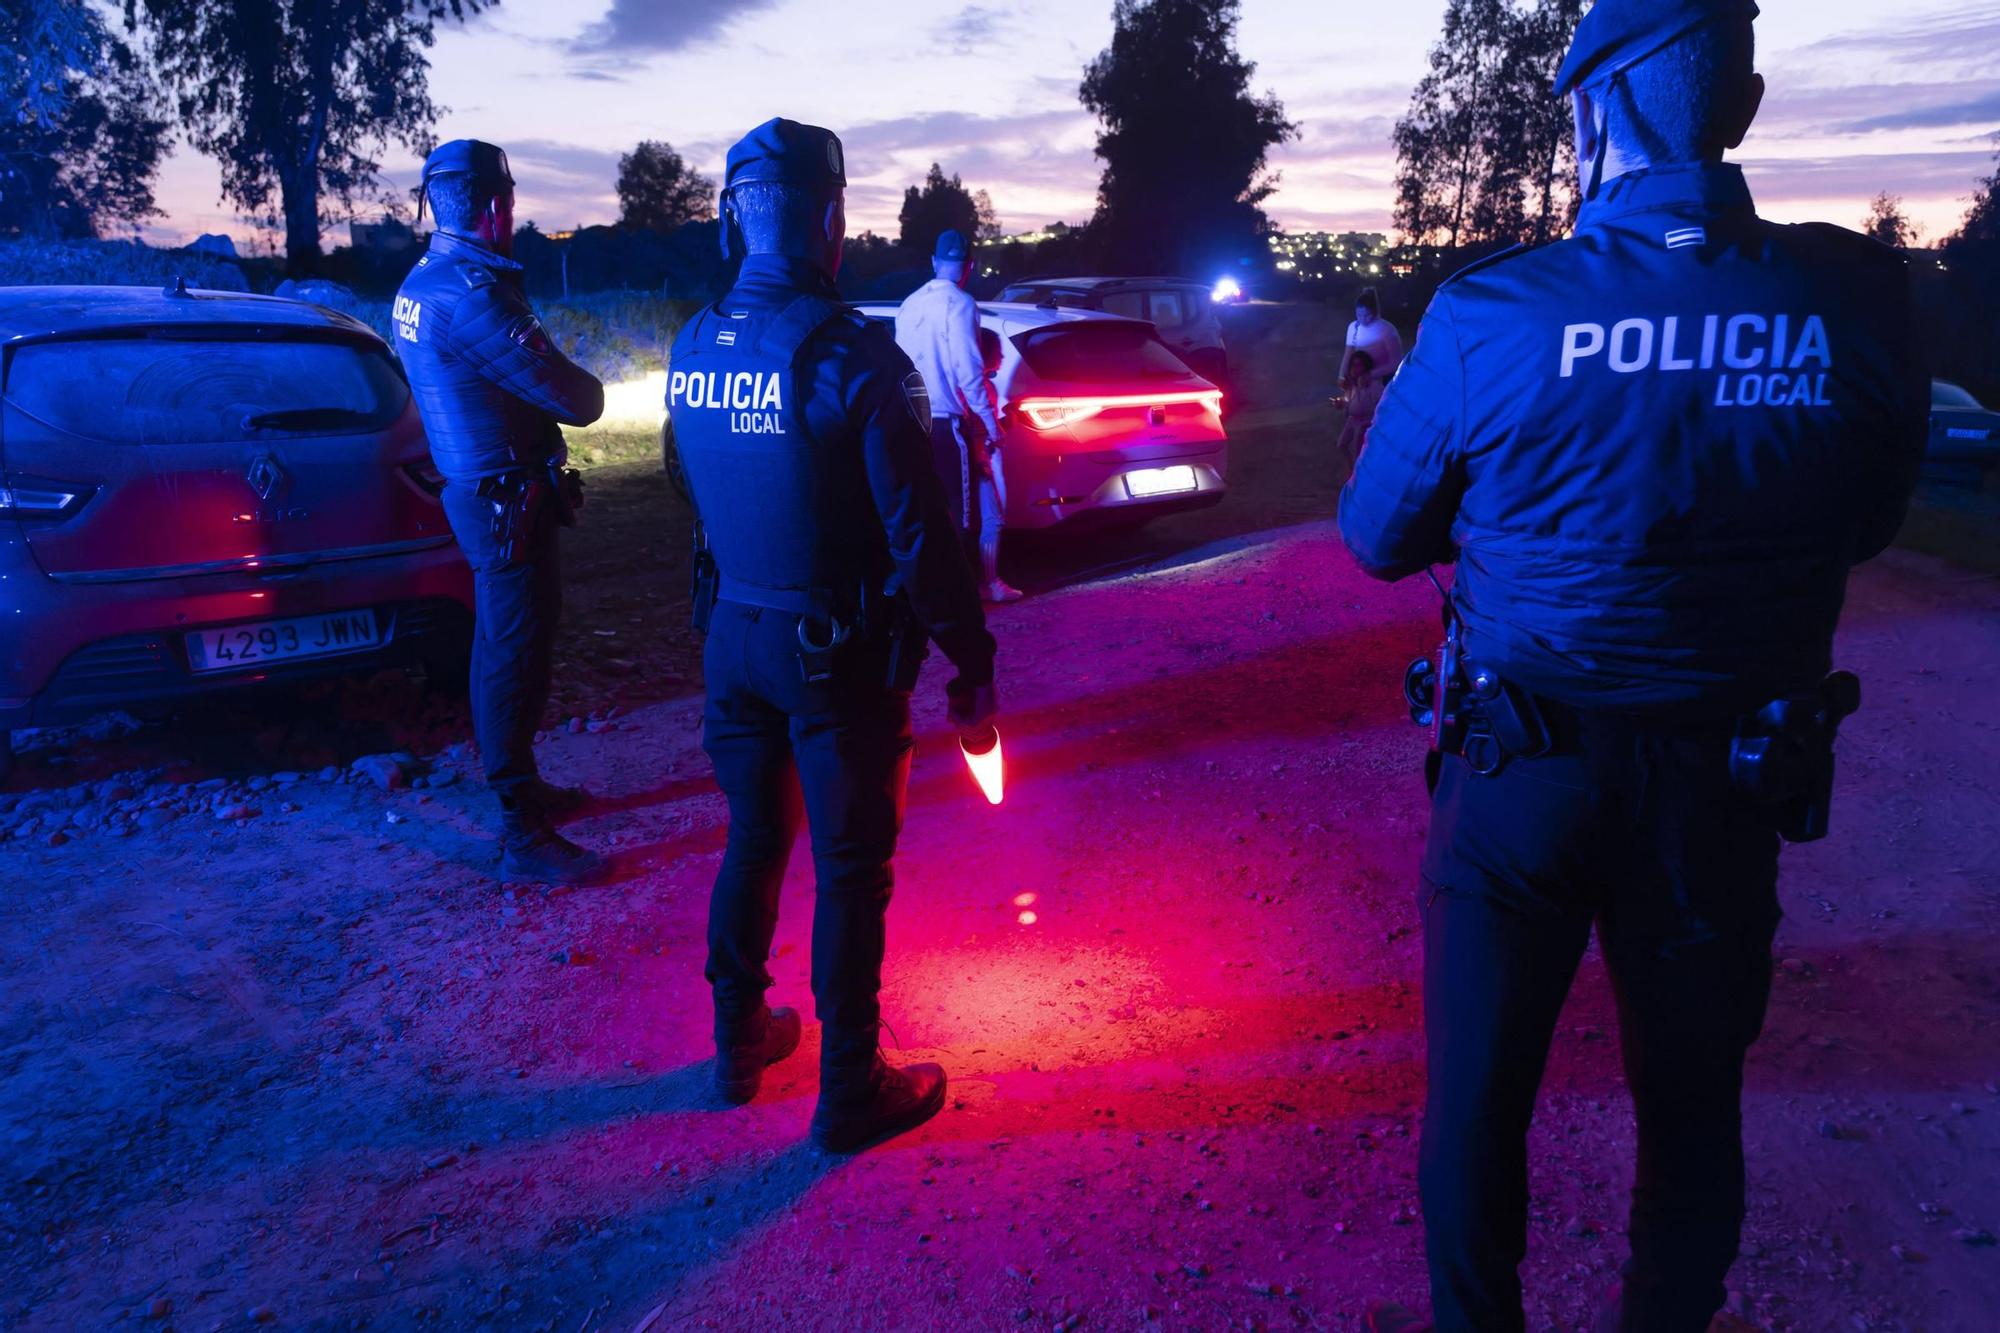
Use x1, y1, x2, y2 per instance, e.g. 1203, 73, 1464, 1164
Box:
946, 676, 998, 732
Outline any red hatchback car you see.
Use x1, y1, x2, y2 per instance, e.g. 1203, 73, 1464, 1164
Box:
0, 285, 474, 777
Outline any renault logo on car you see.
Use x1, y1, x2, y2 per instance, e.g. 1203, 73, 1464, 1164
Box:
246, 452, 287, 502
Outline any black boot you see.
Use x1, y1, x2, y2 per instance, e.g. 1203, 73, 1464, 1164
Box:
528, 779, 592, 819
497, 787, 606, 885
714, 1006, 802, 1105
810, 1054, 947, 1153
499, 827, 607, 885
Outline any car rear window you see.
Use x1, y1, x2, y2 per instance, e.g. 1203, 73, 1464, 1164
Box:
1148, 290, 1188, 328
1932, 381, 1984, 409
1016, 322, 1194, 382
1098, 291, 1147, 319
4, 333, 410, 445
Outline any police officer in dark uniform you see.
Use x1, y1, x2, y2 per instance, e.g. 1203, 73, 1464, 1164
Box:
668, 119, 998, 1152
1345, 5, 1926, 1330
394, 140, 609, 886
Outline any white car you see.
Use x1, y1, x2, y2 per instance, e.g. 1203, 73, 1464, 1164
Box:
854, 301, 1228, 531
1927, 379, 2000, 465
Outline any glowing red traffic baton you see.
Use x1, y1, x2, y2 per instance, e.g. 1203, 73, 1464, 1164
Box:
959, 724, 1004, 805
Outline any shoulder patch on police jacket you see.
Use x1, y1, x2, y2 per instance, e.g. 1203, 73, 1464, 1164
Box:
460, 264, 498, 290
507, 314, 553, 356
1437, 243, 1534, 290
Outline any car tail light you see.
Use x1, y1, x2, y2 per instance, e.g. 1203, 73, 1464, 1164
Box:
400, 458, 447, 498
0, 477, 93, 520
1016, 390, 1223, 431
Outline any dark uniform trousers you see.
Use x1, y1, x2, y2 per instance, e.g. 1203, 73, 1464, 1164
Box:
1419, 706, 1780, 1333
700, 600, 914, 1073
440, 480, 561, 818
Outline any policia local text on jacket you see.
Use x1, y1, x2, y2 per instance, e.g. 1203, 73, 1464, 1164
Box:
1341, 146, 1925, 1333
669, 118, 996, 1153
393, 145, 607, 882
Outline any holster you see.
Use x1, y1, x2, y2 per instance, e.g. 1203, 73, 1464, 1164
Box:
475, 471, 543, 567
881, 594, 930, 692
690, 521, 718, 634
1729, 672, 1861, 843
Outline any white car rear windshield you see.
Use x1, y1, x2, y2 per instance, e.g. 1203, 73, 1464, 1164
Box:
1931, 381, 1984, 410
1016, 323, 1193, 382
4, 334, 409, 445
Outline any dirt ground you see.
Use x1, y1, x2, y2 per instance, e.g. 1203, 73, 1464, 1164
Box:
3, 306, 1997, 1332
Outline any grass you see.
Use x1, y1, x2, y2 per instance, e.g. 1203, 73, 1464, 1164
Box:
566, 418, 664, 471
0, 237, 250, 290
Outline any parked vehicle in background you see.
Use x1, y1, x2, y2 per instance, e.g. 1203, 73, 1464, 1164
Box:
0, 285, 474, 778
852, 300, 1227, 532
994, 276, 1230, 389
1927, 379, 2000, 466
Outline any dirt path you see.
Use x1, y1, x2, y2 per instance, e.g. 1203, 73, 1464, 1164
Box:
3, 521, 1997, 1332
4, 302, 1998, 1331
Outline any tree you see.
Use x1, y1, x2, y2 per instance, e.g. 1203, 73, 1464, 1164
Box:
122, 0, 487, 274
616, 140, 715, 232
0, 0, 167, 238
1080, 0, 1296, 276
1504, 0, 1585, 245
973, 189, 1001, 242
1947, 138, 2000, 250
897, 163, 988, 254
1395, 0, 1584, 251
1862, 192, 1918, 249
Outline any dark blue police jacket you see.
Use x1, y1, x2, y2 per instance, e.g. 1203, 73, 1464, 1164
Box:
393, 231, 605, 481
1339, 162, 1927, 713
669, 254, 994, 684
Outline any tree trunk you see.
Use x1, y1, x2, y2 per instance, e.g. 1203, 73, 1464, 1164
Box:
283, 19, 339, 277
1533, 123, 1560, 245
282, 166, 322, 276
1447, 48, 1485, 250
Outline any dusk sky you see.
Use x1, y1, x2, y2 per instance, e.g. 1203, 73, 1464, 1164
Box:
139, 0, 2000, 252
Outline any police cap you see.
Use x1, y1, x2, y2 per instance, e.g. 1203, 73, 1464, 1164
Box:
723, 118, 847, 192
933, 229, 970, 263
421, 138, 514, 193
1553, 0, 1758, 96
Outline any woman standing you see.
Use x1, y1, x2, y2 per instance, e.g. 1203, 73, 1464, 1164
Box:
1342, 287, 1404, 391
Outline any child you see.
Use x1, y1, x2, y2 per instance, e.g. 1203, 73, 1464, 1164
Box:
975, 326, 1021, 603
1335, 347, 1382, 467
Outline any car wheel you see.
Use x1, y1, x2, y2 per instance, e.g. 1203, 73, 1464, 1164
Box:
661, 418, 693, 506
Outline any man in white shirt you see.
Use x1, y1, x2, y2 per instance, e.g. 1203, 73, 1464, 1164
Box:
896, 230, 1005, 592
1343, 286, 1404, 391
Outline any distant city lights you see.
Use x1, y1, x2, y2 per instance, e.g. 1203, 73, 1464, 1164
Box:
1264, 229, 1440, 283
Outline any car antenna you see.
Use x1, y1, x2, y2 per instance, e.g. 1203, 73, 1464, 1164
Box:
164, 275, 192, 299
